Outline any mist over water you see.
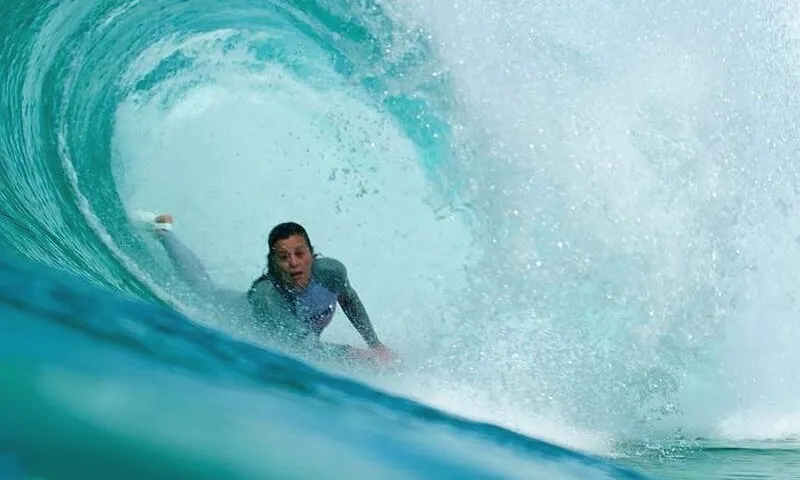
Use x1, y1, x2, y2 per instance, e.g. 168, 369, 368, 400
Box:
376, 0, 800, 447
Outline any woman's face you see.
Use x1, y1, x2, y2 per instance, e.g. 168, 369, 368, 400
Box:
272, 234, 313, 289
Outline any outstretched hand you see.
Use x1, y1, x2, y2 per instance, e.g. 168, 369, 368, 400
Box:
351, 344, 400, 367
370, 344, 398, 364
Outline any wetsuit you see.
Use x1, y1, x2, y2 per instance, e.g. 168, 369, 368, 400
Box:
158, 231, 379, 353
247, 257, 380, 351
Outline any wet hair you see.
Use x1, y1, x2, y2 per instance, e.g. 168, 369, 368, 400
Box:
266, 222, 314, 279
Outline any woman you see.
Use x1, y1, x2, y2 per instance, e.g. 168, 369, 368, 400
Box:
143, 212, 394, 364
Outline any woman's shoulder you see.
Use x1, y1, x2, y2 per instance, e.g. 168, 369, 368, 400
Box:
313, 256, 348, 290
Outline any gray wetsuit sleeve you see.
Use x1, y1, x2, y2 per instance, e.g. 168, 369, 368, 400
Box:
314, 257, 382, 348
157, 232, 239, 301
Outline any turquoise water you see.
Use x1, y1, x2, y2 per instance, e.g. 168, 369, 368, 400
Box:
2, 0, 800, 478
